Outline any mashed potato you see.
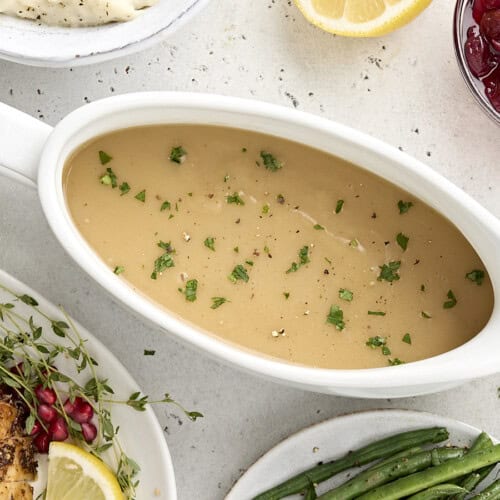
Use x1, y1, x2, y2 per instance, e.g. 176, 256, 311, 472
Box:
0, 0, 157, 26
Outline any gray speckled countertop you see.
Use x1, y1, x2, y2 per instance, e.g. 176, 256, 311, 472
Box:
0, 1, 499, 499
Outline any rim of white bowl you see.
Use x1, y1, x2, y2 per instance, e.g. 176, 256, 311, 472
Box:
0, 0, 210, 67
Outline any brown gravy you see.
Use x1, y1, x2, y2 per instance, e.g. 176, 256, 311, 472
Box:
63, 125, 494, 369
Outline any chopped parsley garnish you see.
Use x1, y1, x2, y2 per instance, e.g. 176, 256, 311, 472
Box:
313, 224, 324, 230
99, 168, 117, 188
233, 246, 239, 253
113, 266, 125, 275
382, 346, 391, 356
443, 289, 457, 309
398, 200, 414, 214
396, 232, 409, 251
204, 237, 216, 251
262, 204, 270, 214
226, 192, 245, 205
326, 305, 345, 331
349, 239, 359, 248
283, 292, 290, 299
211, 297, 229, 309
276, 193, 285, 205
169, 146, 186, 164
420, 284, 426, 292
134, 190, 146, 202
184, 279, 198, 302
389, 358, 405, 366
421, 311, 432, 319
368, 310, 386, 316
378, 261, 401, 282
245, 260, 254, 266
119, 182, 130, 195
99, 150, 112, 165
150, 241, 175, 280
335, 199, 344, 214
465, 269, 485, 286
338, 288, 353, 302
224, 174, 229, 183
228, 264, 249, 283
144, 350, 156, 356
286, 246, 310, 274
260, 151, 283, 172
160, 201, 171, 211
402, 333, 412, 344
366, 336, 386, 348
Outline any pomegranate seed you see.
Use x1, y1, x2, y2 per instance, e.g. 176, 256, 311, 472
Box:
81, 422, 97, 443
34, 384, 57, 405
30, 420, 42, 436
37, 404, 57, 423
484, 65, 500, 110
33, 431, 50, 454
473, 0, 488, 23
465, 29, 496, 77
70, 400, 94, 424
49, 417, 68, 441
484, 0, 500, 9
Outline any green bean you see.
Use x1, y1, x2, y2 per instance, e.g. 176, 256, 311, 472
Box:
472, 479, 500, 499
357, 445, 500, 500
304, 485, 317, 500
366, 447, 423, 472
407, 484, 468, 499
317, 448, 465, 500
455, 433, 495, 499
252, 427, 449, 500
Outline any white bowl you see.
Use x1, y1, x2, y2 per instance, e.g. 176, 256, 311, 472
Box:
0, 92, 499, 398
0, 0, 209, 67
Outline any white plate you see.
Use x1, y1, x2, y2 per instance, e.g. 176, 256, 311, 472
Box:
227, 409, 498, 500
0, 268, 176, 499
0, 0, 209, 67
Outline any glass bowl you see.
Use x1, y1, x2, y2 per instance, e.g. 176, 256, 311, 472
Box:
453, 0, 500, 125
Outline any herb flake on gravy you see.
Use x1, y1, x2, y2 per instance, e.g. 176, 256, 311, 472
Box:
63, 125, 494, 369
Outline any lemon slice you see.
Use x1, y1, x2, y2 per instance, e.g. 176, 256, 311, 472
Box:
46, 442, 123, 500
294, 0, 432, 37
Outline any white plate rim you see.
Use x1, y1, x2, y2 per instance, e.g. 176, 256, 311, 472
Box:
227, 408, 496, 499
0, 268, 177, 499
0, 0, 210, 67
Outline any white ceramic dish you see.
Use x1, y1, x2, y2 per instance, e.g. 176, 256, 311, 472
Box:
227, 409, 499, 500
0, 92, 499, 399
0, 0, 209, 67
0, 268, 176, 499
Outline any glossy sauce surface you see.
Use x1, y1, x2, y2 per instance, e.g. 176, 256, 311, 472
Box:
64, 125, 494, 369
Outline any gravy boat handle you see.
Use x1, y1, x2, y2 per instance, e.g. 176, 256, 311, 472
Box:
0, 103, 52, 188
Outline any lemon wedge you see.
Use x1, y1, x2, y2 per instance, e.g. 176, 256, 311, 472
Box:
294, 0, 432, 37
46, 442, 123, 500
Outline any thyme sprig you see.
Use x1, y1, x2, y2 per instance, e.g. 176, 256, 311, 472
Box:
0, 283, 201, 499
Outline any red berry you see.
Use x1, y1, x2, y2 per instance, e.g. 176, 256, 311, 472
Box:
481, 9, 500, 42
70, 400, 94, 424
484, 65, 500, 110
484, 0, 500, 9
49, 417, 68, 441
465, 29, 496, 77
81, 422, 97, 443
30, 420, 42, 436
473, 0, 488, 23
33, 431, 50, 454
37, 404, 57, 423
34, 384, 57, 405
63, 398, 76, 415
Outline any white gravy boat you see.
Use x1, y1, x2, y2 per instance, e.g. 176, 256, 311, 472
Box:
0, 92, 498, 399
